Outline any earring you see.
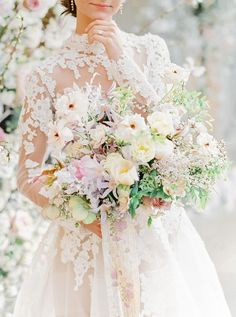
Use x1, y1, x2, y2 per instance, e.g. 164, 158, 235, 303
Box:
119, 1, 125, 14
70, 0, 75, 12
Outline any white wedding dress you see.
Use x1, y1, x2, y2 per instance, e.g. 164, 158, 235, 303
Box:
14, 29, 232, 317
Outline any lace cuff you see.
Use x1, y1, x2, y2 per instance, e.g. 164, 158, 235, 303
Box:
108, 52, 161, 108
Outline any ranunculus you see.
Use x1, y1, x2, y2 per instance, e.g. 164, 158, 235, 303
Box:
115, 113, 147, 142
130, 134, 156, 163
90, 124, 108, 148
147, 111, 175, 136
104, 153, 138, 186
69, 196, 91, 222
155, 139, 174, 160
162, 63, 190, 85
196, 132, 219, 156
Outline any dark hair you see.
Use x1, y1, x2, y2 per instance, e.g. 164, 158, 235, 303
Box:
61, 0, 76, 17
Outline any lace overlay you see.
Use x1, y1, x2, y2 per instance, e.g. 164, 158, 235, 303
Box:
14, 29, 232, 317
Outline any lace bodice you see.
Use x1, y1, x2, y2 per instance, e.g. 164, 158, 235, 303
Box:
16, 29, 171, 208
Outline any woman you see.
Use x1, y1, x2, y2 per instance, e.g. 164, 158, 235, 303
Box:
13, 0, 232, 316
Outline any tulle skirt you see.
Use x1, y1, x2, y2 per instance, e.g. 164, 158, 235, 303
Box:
13, 204, 232, 317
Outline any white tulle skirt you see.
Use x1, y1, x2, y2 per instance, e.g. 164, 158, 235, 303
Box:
13, 204, 232, 317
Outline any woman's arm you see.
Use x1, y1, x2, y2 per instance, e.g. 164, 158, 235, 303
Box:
17, 69, 54, 209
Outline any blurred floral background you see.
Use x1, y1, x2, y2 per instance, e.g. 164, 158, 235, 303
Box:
0, 0, 235, 316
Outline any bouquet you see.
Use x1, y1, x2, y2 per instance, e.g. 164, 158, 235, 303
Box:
38, 64, 228, 227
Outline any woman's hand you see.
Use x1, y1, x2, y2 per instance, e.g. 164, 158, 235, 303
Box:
82, 220, 102, 238
85, 20, 124, 61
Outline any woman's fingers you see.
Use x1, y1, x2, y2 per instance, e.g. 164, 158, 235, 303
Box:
85, 19, 116, 33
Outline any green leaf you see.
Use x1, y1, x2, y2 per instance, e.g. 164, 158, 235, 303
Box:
147, 216, 153, 227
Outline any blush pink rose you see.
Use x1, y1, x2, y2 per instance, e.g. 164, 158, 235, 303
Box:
23, 0, 40, 10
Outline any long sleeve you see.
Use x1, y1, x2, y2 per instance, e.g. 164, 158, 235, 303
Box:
16, 69, 54, 209
109, 33, 171, 108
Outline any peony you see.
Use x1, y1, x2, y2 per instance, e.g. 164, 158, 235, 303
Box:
104, 153, 138, 186
162, 63, 190, 85
155, 139, 174, 160
115, 113, 147, 142
197, 132, 219, 156
130, 134, 156, 163
55, 90, 89, 122
48, 119, 74, 151
90, 124, 108, 148
147, 111, 175, 136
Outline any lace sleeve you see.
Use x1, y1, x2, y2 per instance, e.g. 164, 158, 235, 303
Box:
109, 33, 171, 108
16, 69, 54, 208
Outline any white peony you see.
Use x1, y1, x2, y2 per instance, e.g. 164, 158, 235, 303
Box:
104, 153, 139, 186
115, 113, 147, 142
162, 63, 190, 85
147, 111, 175, 136
155, 139, 174, 160
197, 132, 219, 156
130, 134, 156, 163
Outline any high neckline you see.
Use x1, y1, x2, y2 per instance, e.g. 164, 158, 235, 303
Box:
63, 30, 127, 54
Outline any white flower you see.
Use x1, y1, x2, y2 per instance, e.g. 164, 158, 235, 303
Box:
11, 211, 34, 240
90, 124, 108, 148
118, 187, 130, 213
0, 91, 15, 107
155, 139, 174, 160
104, 153, 138, 186
162, 63, 190, 85
0, 0, 15, 16
197, 132, 219, 156
147, 111, 175, 136
130, 134, 156, 163
115, 114, 147, 142
184, 57, 206, 78
55, 90, 89, 122
48, 119, 74, 151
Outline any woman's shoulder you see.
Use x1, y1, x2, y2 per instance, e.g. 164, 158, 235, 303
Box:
121, 30, 168, 47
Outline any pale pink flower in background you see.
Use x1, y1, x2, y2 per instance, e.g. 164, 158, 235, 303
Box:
0, 127, 6, 142
11, 211, 34, 240
23, 0, 40, 10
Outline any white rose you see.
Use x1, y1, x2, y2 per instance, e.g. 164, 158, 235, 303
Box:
155, 139, 174, 160
130, 135, 156, 163
104, 153, 138, 186
115, 113, 147, 142
162, 63, 190, 85
196, 132, 219, 156
147, 111, 175, 136
90, 124, 108, 148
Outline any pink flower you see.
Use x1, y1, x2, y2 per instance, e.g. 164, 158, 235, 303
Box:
73, 156, 104, 180
0, 127, 6, 142
23, 0, 40, 10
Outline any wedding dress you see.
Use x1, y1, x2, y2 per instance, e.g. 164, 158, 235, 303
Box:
13, 29, 232, 317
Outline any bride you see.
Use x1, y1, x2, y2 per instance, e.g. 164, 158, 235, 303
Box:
13, 0, 232, 316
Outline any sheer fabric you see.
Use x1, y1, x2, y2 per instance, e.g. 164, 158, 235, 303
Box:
14, 29, 232, 317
